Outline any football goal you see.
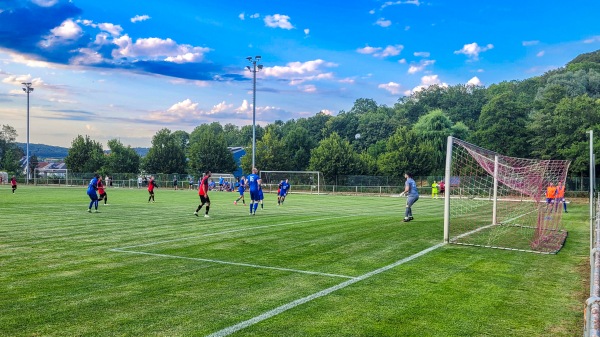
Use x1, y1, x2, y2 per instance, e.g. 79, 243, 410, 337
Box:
443, 137, 571, 254
34, 168, 69, 186
259, 171, 323, 194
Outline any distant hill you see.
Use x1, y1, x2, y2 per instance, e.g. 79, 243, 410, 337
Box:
17, 143, 68, 159
17, 143, 150, 160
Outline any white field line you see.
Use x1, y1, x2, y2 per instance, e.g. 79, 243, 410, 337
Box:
205, 242, 446, 337
109, 249, 356, 279
110, 214, 360, 251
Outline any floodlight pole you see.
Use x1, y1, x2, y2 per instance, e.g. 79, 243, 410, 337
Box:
22, 83, 34, 184
246, 56, 262, 169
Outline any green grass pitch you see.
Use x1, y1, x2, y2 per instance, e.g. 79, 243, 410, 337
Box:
0, 185, 588, 336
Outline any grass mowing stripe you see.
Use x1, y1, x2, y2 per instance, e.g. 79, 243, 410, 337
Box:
110, 249, 357, 279
206, 242, 446, 337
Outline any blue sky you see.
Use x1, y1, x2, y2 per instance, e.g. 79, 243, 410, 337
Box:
1, 0, 599, 148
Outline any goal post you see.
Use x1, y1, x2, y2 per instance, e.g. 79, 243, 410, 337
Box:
444, 136, 571, 254
259, 171, 323, 194
34, 168, 69, 186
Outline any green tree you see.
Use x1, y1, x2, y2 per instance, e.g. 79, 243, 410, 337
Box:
0, 125, 22, 174
377, 127, 436, 179
283, 126, 315, 171
142, 128, 186, 174
240, 129, 287, 173
308, 132, 361, 183
104, 139, 140, 174
65, 135, 105, 173
472, 91, 531, 157
188, 124, 237, 176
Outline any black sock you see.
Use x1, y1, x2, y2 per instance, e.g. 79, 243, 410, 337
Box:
196, 204, 203, 212
205, 206, 210, 214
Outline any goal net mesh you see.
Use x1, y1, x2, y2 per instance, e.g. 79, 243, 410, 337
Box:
259, 171, 322, 194
447, 138, 571, 254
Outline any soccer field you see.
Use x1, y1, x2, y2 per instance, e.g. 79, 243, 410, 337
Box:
0, 186, 588, 336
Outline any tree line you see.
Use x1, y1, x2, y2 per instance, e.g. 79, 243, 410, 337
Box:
2, 50, 600, 183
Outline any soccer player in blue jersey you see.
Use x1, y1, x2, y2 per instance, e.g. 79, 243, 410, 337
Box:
258, 183, 264, 209
87, 173, 100, 213
400, 172, 419, 222
246, 167, 261, 215
234, 176, 246, 205
278, 179, 290, 205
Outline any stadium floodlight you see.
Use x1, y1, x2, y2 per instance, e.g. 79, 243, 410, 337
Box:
246, 56, 263, 169
22, 82, 34, 184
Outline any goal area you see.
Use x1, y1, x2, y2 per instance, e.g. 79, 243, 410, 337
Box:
443, 137, 571, 254
259, 171, 323, 194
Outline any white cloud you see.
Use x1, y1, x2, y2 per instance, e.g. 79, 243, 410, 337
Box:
236, 100, 251, 113
2, 74, 44, 87
375, 18, 392, 27
304, 28, 310, 35
320, 109, 334, 115
262, 59, 337, 78
405, 74, 448, 95
536, 50, 545, 57
413, 51, 430, 57
339, 78, 355, 84
97, 23, 123, 37
131, 15, 151, 23
112, 35, 211, 63
264, 14, 294, 30
238, 13, 245, 20
398, 58, 406, 64
31, 0, 58, 7
71, 48, 104, 65
357, 44, 403, 58
407, 59, 435, 74
467, 76, 483, 86
301, 84, 317, 93
210, 101, 234, 114
40, 19, 82, 47
454, 42, 494, 61
583, 36, 600, 44
378, 82, 402, 95
369, 9, 376, 14
381, 0, 421, 9
522, 40, 539, 46
250, 13, 260, 19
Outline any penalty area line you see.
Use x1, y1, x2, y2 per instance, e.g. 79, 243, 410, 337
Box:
109, 249, 356, 279
205, 242, 446, 337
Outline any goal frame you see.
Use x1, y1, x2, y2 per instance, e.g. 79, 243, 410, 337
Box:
259, 170, 322, 194
34, 168, 69, 186
443, 136, 570, 254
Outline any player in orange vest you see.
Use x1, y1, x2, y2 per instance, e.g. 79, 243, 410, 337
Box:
545, 183, 557, 211
556, 181, 567, 213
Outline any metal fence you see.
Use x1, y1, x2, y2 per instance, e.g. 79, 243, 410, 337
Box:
585, 195, 600, 337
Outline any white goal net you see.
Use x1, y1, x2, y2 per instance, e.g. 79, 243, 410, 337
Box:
259, 171, 323, 194
444, 137, 571, 254
34, 168, 69, 186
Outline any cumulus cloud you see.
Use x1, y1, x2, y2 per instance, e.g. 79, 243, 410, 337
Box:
378, 82, 402, 95
2, 74, 45, 87
407, 59, 435, 74
40, 19, 83, 47
413, 51, 430, 57
304, 28, 310, 35
357, 44, 403, 58
454, 42, 494, 61
262, 59, 337, 78
238, 13, 245, 20
131, 15, 150, 23
264, 14, 294, 29
404, 74, 448, 95
375, 18, 392, 27
467, 76, 482, 86
112, 35, 211, 63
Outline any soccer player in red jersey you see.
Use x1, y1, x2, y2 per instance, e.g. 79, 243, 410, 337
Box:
98, 176, 108, 205
148, 176, 157, 203
11, 176, 17, 193
194, 170, 211, 218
